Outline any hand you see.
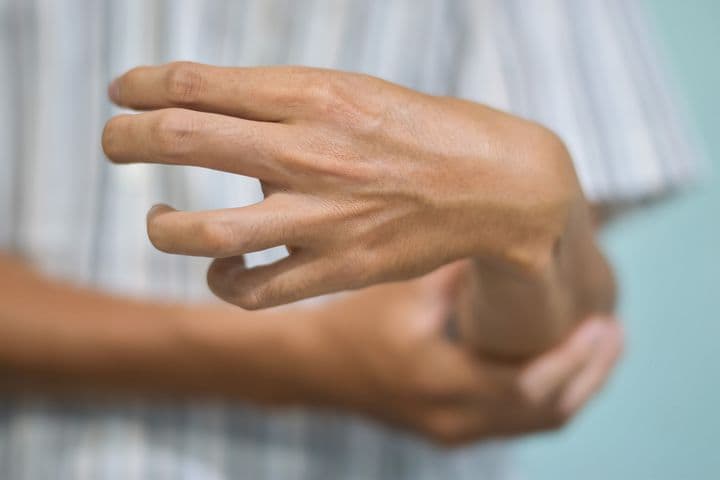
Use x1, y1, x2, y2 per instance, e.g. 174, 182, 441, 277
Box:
103, 62, 581, 309
295, 264, 624, 445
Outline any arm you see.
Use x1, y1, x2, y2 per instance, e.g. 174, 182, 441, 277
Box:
0, 253, 309, 403
0, 253, 622, 445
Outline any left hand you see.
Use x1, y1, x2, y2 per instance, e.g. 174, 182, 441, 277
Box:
103, 62, 581, 309
291, 263, 624, 445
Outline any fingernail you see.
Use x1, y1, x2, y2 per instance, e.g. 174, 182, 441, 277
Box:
108, 78, 120, 103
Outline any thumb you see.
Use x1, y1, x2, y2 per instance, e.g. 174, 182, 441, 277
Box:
411, 260, 473, 337
418, 259, 473, 301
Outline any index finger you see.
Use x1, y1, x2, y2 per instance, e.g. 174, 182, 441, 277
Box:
109, 62, 324, 122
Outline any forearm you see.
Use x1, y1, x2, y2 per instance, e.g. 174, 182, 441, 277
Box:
456, 193, 616, 360
0, 254, 315, 403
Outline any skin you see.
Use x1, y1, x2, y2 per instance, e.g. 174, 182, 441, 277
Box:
0, 61, 623, 446
0, 255, 622, 446
103, 63, 583, 308
103, 62, 616, 357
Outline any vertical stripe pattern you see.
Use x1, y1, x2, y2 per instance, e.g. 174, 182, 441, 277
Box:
0, 0, 700, 479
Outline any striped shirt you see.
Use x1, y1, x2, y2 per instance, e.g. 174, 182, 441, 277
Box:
0, 0, 699, 478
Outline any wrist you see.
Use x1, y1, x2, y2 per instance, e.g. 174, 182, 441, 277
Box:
458, 192, 614, 358
271, 299, 380, 412
442, 114, 581, 278
175, 303, 329, 405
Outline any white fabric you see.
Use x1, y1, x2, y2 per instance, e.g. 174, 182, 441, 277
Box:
0, 0, 699, 478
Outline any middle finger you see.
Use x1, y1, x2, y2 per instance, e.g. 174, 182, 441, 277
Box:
102, 108, 296, 183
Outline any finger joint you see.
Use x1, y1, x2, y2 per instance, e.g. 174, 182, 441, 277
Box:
152, 109, 198, 159
164, 61, 206, 107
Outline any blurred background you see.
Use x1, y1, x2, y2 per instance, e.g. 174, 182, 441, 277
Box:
1, 1, 717, 478
517, 1, 720, 478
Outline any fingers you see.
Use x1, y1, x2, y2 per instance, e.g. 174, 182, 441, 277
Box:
207, 251, 345, 310
402, 318, 623, 446
146, 195, 309, 258
109, 62, 323, 122
518, 318, 610, 404
559, 320, 624, 415
102, 108, 293, 181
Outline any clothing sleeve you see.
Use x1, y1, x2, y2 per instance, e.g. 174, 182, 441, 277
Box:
454, 0, 702, 207
0, 0, 30, 251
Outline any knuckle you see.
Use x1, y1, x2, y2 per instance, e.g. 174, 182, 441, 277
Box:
536, 126, 572, 168
234, 286, 268, 311
266, 67, 316, 114
151, 109, 197, 158
209, 269, 263, 310
521, 124, 573, 183
164, 61, 206, 106
313, 73, 348, 108
306, 72, 379, 130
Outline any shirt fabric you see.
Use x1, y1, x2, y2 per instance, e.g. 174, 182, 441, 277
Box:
0, 0, 700, 479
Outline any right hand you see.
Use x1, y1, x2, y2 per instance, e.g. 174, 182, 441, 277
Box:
298, 263, 623, 445
104, 62, 581, 310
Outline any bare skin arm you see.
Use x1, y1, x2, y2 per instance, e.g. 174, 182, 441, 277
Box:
0, 253, 304, 402
0, 254, 621, 445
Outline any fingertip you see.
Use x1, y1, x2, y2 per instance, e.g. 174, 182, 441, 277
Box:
147, 203, 175, 220
146, 204, 176, 229
559, 320, 625, 416
586, 316, 625, 357
605, 320, 626, 361
145, 204, 177, 252
573, 318, 609, 349
108, 77, 121, 104
558, 375, 594, 418
558, 374, 595, 417
206, 258, 231, 298
206, 256, 246, 299
558, 394, 582, 419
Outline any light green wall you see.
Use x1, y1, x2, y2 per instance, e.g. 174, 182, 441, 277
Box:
516, 1, 720, 478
